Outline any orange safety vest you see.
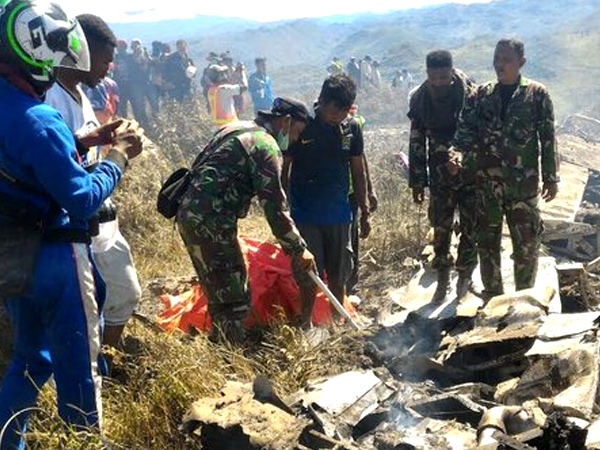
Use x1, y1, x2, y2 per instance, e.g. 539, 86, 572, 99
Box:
208, 85, 239, 127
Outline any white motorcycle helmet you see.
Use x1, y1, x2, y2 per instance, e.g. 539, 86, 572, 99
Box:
0, 0, 90, 88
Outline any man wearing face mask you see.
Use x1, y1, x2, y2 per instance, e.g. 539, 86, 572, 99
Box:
408, 50, 478, 303
176, 97, 316, 345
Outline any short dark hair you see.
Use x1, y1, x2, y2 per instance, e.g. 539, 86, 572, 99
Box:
76, 14, 117, 49
426, 50, 453, 70
151, 40, 163, 57
319, 74, 356, 109
496, 39, 525, 58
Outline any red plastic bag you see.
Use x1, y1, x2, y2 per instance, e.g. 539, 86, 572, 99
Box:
157, 237, 357, 333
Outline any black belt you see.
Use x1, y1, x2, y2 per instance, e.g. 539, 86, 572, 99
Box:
44, 228, 91, 244
97, 203, 117, 223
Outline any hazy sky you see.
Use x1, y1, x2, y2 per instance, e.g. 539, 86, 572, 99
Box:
58, 0, 493, 23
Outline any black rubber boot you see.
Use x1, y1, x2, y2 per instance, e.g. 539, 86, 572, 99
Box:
209, 317, 246, 346
456, 267, 475, 299
208, 303, 248, 346
431, 268, 450, 303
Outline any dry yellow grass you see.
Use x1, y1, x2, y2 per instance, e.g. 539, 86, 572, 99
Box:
112, 98, 213, 281
26, 320, 367, 449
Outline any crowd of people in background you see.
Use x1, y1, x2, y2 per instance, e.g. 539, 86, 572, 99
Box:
87, 37, 196, 128
89, 43, 420, 132
392, 69, 415, 92
88, 43, 278, 131
327, 56, 415, 92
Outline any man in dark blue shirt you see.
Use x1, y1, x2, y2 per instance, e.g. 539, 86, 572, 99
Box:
283, 74, 371, 324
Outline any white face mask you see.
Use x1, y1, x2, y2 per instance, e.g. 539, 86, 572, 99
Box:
276, 129, 290, 151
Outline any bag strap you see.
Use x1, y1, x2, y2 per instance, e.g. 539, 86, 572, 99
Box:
191, 124, 264, 170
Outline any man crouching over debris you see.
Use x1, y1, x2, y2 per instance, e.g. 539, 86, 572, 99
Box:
177, 98, 316, 345
449, 38, 560, 299
408, 50, 478, 303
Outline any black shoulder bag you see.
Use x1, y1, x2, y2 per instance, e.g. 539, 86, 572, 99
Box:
157, 125, 262, 219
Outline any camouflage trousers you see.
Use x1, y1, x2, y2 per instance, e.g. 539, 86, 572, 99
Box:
177, 213, 250, 321
429, 185, 478, 273
476, 179, 542, 295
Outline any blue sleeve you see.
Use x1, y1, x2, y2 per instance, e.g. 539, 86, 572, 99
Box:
265, 77, 274, 102
27, 119, 122, 220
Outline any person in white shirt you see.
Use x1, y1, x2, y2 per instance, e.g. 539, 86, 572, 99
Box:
371, 60, 382, 88
360, 55, 373, 88
45, 13, 142, 353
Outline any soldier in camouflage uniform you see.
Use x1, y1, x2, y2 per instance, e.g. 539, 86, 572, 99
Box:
408, 50, 478, 302
176, 98, 316, 344
449, 39, 559, 298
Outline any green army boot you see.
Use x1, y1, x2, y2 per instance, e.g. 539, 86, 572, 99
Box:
431, 268, 450, 303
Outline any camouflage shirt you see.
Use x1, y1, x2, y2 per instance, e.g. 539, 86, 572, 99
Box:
180, 121, 306, 256
408, 69, 475, 189
453, 76, 559, 198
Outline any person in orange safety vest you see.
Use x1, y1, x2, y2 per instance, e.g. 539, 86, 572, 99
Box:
207, 64, 247, 130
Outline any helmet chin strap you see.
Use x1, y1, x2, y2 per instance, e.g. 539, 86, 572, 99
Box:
29, 70, 54, 96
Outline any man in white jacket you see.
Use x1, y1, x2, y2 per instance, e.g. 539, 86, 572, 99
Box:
45, 13, 142, 353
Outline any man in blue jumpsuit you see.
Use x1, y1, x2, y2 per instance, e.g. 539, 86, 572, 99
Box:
0, 2, 144, 448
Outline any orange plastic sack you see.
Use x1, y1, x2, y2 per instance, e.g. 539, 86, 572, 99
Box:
157, 237, 357, 333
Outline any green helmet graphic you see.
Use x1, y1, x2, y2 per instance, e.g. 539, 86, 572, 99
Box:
0, 0, 90, 85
